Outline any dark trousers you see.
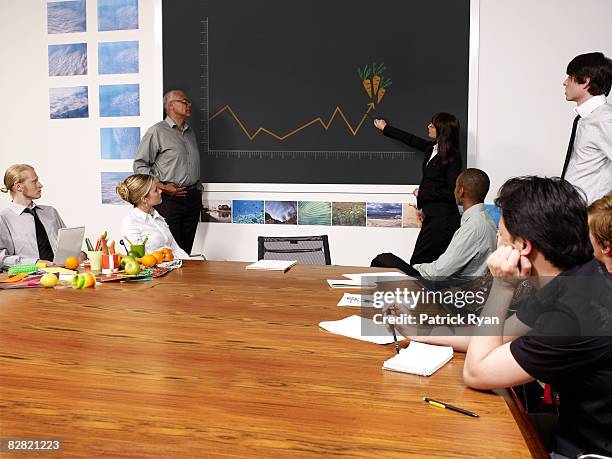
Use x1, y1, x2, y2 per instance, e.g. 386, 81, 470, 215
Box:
371, 252, 421, 277
154, 189, 201, 255
410, 213, 460, 265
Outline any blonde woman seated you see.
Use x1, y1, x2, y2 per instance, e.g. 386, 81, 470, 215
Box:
116, 174, 190, 259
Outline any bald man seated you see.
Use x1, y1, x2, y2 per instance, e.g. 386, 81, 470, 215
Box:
371, 168, 497, 278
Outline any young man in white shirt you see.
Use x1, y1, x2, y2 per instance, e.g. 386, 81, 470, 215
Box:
0, 164, 66, 268
562, 52, 612, 203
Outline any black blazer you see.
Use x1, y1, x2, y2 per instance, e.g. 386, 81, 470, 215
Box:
383, 124, 462, 216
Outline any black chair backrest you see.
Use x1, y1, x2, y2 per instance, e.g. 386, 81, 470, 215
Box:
257, 235, 331, 265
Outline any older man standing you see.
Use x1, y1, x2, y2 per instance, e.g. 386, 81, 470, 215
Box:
134, 89, 202, 254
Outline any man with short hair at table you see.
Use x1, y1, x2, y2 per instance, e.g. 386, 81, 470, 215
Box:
0, 164, 65, 269
562, 52, 612, 203
134, 89, 202, 254
371, 168, 497, 278
386, 177, 612, 457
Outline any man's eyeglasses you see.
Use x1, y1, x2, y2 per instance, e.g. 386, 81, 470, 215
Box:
171, 99, 192, 106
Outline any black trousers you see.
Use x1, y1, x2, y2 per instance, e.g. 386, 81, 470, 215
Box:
154, 188, 202, 255
410, 213, 460, 265
370, 252, 421, 277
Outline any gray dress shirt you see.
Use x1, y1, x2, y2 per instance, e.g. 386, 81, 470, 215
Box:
133, 116, 201, 188
413, 203, 497, 277
0, 202, 66, 268
565, 95, 612, 204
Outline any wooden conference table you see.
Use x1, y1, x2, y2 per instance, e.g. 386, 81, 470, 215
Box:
0, 261, 544, 458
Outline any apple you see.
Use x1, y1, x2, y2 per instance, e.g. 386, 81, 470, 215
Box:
40, 273, 58, 288
124, 260, 141, 275
120, 256, 136, 270
71, 274, 85, 289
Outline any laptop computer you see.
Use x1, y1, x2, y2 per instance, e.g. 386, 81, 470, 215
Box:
53, 226, 85, 264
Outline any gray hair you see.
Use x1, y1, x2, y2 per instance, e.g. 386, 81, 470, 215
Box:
163, 89, 182, 111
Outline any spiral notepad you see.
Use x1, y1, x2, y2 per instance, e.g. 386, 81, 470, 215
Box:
382, 341, 453, 376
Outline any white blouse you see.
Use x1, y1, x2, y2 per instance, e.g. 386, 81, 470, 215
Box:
120, 207, 189, 259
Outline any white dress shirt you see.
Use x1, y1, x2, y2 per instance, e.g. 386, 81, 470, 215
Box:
0, 201, 65, 268
121, 207, 189, 259
565, 95, 612, 204
427, 144, 438, 165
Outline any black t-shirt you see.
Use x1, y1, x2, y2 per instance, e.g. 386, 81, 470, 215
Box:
510, 259, 612, 455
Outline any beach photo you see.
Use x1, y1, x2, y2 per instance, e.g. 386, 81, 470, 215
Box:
99, 84, 140, 117
202, 200, 232, 223
101, 172, 130, 204
98, 41, 139, 74
47, 0, 86, 34
49, 86, 88, 119
298, 201, 331, 226
367, 202, 402, 228
233, 200, 264, 224
98, 0, 138, 31
48, 43, 87, 76
402, 203, 420, 228
265, 201, 297, 224
332, 202, 366, 227
100, 127, 141, 160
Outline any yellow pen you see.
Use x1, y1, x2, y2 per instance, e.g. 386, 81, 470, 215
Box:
423, 397, 479, 417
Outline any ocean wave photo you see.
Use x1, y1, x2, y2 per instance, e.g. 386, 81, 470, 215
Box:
48, 43, 87, 76
233, 200, 264, 224
47, 0, 86, 34
98, 41, 139, 74
298, 201, 331, 226
49, 86, 89, 119
98, 0, 138, 31
100, 127, 141, 159
99, 84, 140, 117
101, 172, 131, 204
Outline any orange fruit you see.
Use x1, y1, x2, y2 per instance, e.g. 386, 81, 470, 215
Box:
151, 251, 164, 264
160, 247, 172, 255
65, 256, 79, 270
162, 251, 174, 262
141, 254, 157, 268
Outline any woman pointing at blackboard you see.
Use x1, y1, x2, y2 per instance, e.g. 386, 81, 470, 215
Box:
373, 113, 462, 264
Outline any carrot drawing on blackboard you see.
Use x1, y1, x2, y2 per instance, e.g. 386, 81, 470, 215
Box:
372, 62, 386, 97
377, 76, 392, 104
357, 64, 373, 99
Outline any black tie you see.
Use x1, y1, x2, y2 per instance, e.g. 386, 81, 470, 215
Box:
23, 207, 54, 261
561, 115, 580, 179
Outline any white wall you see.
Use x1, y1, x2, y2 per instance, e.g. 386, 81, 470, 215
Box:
2, 0, 612, 267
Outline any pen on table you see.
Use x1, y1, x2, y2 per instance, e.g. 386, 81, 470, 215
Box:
391, 324, 400, 354
423, 397, 479, 417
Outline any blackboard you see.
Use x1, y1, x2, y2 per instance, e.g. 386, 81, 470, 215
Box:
162, 0, 470, 184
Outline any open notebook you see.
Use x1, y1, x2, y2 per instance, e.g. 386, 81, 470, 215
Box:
382, 341, 453, 376
245, 259, 296, 272
319, 315, 405, 345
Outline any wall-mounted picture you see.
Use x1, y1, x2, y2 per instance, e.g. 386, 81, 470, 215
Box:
402, 203, 420, 228
47, 0, 86, 34
332, 202, 366, 227
484, 204, 501, 228
202, 200, 232, 223
101, 171, 130, 204
265, 201, 297, 224
98, 41, 139, 74
298, 201, 331, 226
100, 127, 141, 159
98, 0, 138, 31
49, 86, 88, 119
367, 202, 402, 228
233, 200, 264, 224
99, 84, 140, 117
48, 43, 87, 76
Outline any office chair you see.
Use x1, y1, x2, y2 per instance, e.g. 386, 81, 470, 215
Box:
257, 235, 331, 265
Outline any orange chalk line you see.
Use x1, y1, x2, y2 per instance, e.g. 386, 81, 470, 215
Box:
208, 103, 375, 141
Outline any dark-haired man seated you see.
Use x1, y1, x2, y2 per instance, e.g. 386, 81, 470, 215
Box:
386, 177, 612, 457
371, 168, 497, 279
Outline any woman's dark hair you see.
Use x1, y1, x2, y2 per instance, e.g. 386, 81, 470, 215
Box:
494, 176, 593, 270
566, 52, 612, 96
431, 112, 461, 165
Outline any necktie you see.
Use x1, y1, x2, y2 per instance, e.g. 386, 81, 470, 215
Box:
23, 207, 54, 261
561, 115, 580, 179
